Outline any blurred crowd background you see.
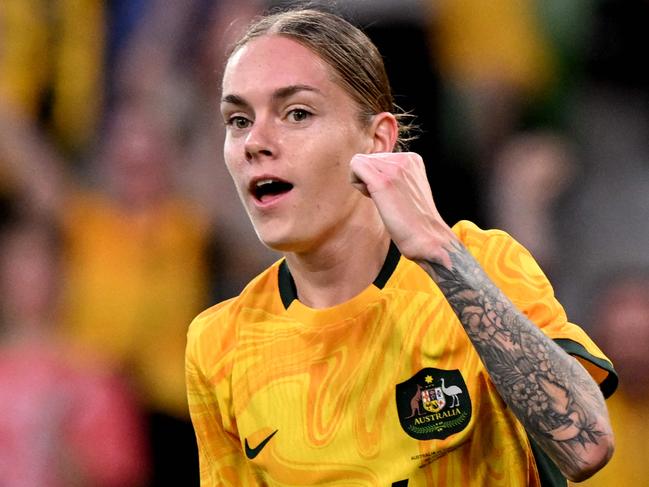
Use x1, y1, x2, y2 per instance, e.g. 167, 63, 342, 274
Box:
0, 0, 647, 485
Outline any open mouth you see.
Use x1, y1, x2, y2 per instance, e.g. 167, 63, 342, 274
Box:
250, 178, 294, 202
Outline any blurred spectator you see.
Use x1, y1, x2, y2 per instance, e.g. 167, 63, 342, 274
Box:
550, 0, 649, 325
574, 270, 649, 485
0, 94, 210, 485
121, 0, 279, 297
487, 131, 576, 276
426, 0, 590, 235
481, 1, 649, 329
0, 0, 105, 158
554, 87, 649, 325
0, 212, 149, 487
429, 0, 558, 168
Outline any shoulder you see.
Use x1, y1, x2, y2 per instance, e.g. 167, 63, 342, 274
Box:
187, 258, 286, 354
452, 219, 544, 277
452, 219, 516, 251
386, 222, 524, 293
452, 220, 558, 310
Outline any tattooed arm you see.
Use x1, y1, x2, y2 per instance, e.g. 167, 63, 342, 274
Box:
350, 151, 614, 482
419, 240, 614, 481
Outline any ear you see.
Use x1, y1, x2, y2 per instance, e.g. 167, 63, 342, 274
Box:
368, 112, 398, 153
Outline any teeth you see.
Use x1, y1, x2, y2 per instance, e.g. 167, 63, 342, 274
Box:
256, 179, 276, 187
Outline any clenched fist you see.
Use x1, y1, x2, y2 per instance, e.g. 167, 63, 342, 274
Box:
349, 152, 456, 265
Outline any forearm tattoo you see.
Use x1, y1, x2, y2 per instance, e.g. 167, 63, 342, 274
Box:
422, 240, 610, 473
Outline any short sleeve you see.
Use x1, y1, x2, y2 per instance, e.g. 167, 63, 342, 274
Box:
456, 220, 618, 398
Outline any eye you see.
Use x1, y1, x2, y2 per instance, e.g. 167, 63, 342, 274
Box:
287, 108, 311, 123
225, 115, 252, 130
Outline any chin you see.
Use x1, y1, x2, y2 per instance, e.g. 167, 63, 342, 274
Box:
255, 227, 312, 254
253, 226, 293, 253
258, 236, 300, 253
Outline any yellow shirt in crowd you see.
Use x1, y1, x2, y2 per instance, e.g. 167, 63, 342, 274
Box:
62, 191, 209, 417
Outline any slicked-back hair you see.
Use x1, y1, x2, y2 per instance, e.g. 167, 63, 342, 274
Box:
227, 8, 415, 151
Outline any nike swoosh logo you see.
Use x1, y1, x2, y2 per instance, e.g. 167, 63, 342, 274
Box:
244, 429, 278, 459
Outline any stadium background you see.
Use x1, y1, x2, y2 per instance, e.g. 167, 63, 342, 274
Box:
1, 0, 647, 485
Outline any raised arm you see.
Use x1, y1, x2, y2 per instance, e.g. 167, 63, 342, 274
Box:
0, 101, 68, 217
350, 151, 614, 482
421, 239, 613, 481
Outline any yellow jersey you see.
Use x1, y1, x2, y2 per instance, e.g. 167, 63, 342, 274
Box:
62, 191, 210, 417
186, 220, 616, 486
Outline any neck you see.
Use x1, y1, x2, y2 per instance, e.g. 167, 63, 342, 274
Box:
284, 215, 391, 309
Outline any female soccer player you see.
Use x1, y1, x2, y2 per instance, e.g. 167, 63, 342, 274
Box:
186, 8, 616, 486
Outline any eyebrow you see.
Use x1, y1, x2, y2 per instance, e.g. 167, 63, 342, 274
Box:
221, 84, 322, 108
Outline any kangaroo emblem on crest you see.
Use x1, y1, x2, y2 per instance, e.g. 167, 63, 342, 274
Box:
406, 384, 423, 418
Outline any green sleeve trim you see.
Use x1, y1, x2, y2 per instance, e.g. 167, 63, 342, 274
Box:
528, 338, 618, 485
554, 338, 619, 399
278, 259, 297, 309
528, 437, 567, 487
277, 241, 400, 310
372, 241, 401, 289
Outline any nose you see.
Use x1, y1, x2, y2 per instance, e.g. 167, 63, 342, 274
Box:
244, 117, 275, 161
